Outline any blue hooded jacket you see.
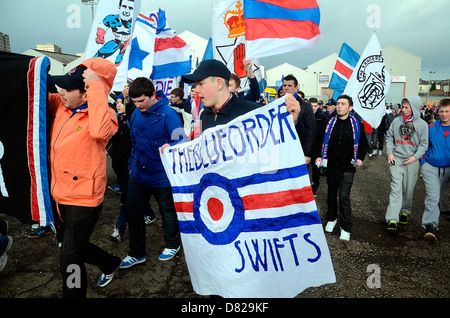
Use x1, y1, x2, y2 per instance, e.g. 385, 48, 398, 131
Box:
423, 120, 450, 168
128, 96, 185, 187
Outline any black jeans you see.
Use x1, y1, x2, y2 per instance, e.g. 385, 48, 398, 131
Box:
58, 203, 120, 298
127, 178, 180, 258
326, 168, 355, 233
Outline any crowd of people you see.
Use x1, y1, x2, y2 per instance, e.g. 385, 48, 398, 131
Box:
1, 57, 449, 299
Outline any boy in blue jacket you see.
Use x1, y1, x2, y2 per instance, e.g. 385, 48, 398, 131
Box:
120, 77, 186, 268
421, 98, 450, 242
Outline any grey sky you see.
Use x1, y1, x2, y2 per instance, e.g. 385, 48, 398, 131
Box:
1, 0, 449, 80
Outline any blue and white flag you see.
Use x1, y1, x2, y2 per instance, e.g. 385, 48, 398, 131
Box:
151, 9, 192, 81
160, 96, 335, 298
329, 43, 360, 101
84, 0, 141, 91
344, 33, 391, 128
127, 12, 157, 81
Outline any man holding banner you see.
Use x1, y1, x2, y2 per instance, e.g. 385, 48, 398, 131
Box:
161, 58, 335, 298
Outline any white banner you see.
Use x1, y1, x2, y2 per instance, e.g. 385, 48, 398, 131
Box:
160, 96, 335, 298
212, 0, 262, 91
344, 33, 391, 128
84, 0, 141, 91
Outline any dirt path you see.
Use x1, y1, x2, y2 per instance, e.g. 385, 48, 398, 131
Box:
1, 153, 449, 299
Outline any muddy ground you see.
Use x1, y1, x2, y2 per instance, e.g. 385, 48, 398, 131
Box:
1, 151, 450, 305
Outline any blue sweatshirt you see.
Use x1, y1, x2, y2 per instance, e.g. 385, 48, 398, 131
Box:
423, 120, 450, 168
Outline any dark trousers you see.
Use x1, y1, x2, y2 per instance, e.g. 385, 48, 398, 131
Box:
326, 168, 355, 233
127, 178, 180, 258
311, 158, 321, 191
58, 203, 120, 298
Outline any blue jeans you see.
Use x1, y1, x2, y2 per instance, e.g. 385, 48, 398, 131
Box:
326, 168, 355, 233
127, 178, 180, 258
58, 203, 121, 298
115, 173, 155, 236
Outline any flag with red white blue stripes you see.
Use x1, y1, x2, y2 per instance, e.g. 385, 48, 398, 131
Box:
329, 43, 360, 101
160, 95, 335, 298
243, 0, 321, 59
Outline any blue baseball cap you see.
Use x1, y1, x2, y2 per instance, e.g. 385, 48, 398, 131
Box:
182, 59, 231, 84
52, 65, 87, 90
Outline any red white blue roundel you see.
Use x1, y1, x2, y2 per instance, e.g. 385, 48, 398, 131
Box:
193, 173, 245, 245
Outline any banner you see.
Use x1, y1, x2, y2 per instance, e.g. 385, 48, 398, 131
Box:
151, 9, 192, 81
127, 12, 157, 81
329, 43, 360, 101
243, 0, 321, 59
212, 0, 262, 91
84, 0, 141, 91
0, 52, 53, 227
344, 33, 391, 128
160, 96, 335, 298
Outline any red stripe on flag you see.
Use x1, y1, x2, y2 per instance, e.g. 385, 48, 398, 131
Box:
27, 58, 39, 222
241, 187, 314, 210
334, 60, 354, 80
254, 0, 319, 9
174, 187, 314, 214
245, 18, 320, 40
154, 36, 187, 52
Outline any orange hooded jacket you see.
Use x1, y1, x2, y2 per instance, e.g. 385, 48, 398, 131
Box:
48, 58, 118, 207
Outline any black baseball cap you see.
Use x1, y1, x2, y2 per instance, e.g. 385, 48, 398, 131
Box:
182, 59, 231, 84
52, 65, 87, 90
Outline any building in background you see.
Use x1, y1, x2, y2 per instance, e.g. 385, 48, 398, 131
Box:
0, 32, 11, 52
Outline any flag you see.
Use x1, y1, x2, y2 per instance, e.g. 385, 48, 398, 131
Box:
151, 9, 192, 81
344, 33, 391, 128
243, 0, 321, 59
189, 92, 204, 140
160, 96, 335, 298
329, 43, 360, 101
202, 37, 214, 61
83, 0, 141, 91
0, 52, 53, 227
212, 0, 263, 91
127, 12, 157, 81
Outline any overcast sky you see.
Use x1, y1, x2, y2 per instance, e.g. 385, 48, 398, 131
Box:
2, 0, 449, 80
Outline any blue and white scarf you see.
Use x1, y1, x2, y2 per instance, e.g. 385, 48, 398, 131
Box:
321, 114, 361, 167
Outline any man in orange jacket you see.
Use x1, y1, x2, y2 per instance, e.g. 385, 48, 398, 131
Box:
49, 57, 121, 298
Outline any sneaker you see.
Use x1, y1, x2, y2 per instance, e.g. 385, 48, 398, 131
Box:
98, 257, 122, 287
159, 246, 180, 261
144, 215, 156, 226
108, 228, 122, 243
28, 226, 52, 239
120, 255, 146, 268
0, 236, 13, 272
424, 225, 437, 242
387, 220, 397, 233
325, 219, 338, 233
108, 185, 121, 194
378, 150, 382, 155
399, 212, 408, 225
339, 229, 350, 241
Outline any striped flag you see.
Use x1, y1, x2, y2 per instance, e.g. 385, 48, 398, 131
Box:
160, 96, 335, 298
329, 43, 360, 101
243, 0, 321, 59
0, 52, 53, 227
127, 12, 157, 81
151, 9, 192, 80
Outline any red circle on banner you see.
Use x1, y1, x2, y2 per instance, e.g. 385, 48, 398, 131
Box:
207, 198, 224, 221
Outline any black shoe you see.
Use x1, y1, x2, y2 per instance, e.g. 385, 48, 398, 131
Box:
399, 213, 408, 225
424, 225, 437, 242
387, 220, 397, 233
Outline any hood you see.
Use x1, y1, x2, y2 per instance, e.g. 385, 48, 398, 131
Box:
80, 57, 117, 95
403, 96, 421, 119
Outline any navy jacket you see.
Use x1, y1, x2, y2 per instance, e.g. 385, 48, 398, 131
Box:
128, 96, 184, 187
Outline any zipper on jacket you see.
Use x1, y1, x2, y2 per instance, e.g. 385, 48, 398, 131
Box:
51, 113, 76, 196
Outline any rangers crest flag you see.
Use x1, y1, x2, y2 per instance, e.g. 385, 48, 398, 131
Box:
0, 52, 53, 227
344, 33, 391, 128
160, 96, 335, 298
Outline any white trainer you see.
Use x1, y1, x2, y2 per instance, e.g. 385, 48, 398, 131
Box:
325, 219, 338, 233
340, 228, 351, 241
